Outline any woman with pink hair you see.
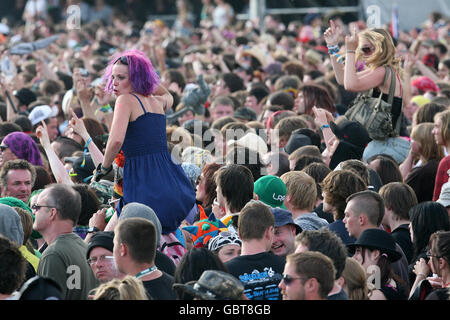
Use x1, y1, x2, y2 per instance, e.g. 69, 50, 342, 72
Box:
95, 49, 195, 235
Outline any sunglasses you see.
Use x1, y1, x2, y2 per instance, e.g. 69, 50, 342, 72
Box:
361, 47, 373, 54
282, 274, 306, 286
31, 204, 57, 211
0, 145, 8, 152
115, 56, 128, 65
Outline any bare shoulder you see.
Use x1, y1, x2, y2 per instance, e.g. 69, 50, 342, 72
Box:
116, 93, 138, 105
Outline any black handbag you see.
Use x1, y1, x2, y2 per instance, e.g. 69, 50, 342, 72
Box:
344, 66, 401, 141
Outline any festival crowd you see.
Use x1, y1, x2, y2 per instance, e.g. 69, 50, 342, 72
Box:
0, 0, 449, 301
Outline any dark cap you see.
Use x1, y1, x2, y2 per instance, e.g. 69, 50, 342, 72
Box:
330, 119, 370, 149
86, 231, 115, 259
173, 270, 244, 300
270, 207, 302, 234
284, 132, 312, 155
72, 154, 96, 183
18, 276, 63, 300
347, 229, 402, 262
13, 88, 37, 107
233, 107, 257, 121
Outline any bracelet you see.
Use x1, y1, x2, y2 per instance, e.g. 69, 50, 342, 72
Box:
84, 137, 92, 149
416, 273, 427, 278
320, 124, 330, 130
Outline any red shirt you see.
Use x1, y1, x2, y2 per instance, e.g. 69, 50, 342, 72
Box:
433, 155, 450, 201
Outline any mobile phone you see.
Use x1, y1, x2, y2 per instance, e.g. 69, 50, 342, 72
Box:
79, 68, 89, 77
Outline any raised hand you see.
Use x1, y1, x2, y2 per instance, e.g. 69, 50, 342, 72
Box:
68, 108, 89, 139
324, 19, 341, 46
36, 120, 51, 148
345, 24, 359, 51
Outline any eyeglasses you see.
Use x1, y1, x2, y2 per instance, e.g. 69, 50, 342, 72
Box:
87, 255, 114, 265
0, 145, 8, 152
282, 274, 306, 286
115, 56, 128, 65
31, 204, 57, 211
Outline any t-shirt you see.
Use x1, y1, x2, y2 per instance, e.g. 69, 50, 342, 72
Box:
294, 212, 329, 231
225, 251, 285, 300
327, 219, 356, 246
142, 272, 177, 300
328, 288, 349, 300
391, 224, 413, 264
37, 233, 99, 300
405, 159, 439, 203
433, 155, 450, 201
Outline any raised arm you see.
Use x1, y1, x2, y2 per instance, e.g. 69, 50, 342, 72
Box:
36, 121, 74, 185
324, 20, 345, 85
68, 108, 104, 168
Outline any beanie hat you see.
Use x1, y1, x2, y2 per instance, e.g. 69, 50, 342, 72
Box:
119, 202, 162, 247
410, 95, 430, 108
0, 203, 24, 245
86, 231, 115, 259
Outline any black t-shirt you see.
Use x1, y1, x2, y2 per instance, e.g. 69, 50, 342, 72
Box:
142, 272, 177, 300
405, 159, 439, 203
391, 224, 413, 264
225, 251, 285, 300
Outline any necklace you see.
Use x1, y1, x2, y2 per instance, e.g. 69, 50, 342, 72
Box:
135, 265, 158, 279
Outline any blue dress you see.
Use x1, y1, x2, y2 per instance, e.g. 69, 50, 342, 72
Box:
116, 94, 196, 234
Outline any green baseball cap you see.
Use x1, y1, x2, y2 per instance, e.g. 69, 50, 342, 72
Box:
254, 175, 287, 209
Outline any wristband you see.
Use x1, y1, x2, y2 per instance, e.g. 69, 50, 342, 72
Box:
320, 124, 330, 130
84, 137, 92, 149
81, 137, 92, 168
87, 226, 100, 233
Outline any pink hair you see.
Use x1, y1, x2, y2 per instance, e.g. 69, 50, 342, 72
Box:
103, 49, 160, 96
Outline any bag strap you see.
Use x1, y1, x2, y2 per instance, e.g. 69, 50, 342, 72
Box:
384, 66, 396, 106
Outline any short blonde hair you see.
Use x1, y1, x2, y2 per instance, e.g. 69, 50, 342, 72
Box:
92, 276, 148, 300
281, 171, 316, 211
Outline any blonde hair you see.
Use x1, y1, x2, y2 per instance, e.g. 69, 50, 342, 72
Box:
434, 109, 450, 145
410, 122, 444, 163
92, 276, 149, 300
341, 257, 369, 300
356, 28, 402, 78
280, 171, 317, 211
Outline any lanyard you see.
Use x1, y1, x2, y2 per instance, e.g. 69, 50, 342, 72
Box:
135, 266, 158, 279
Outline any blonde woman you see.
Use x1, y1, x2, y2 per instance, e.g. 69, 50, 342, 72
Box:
324, 21, 404, 136
400, 123, 444, 203
341, 257, 370, 300
432, 110, 450, 200
92, 275, 148, 300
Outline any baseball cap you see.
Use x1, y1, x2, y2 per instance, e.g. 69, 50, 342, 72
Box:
330, 119, 371, 149
270, 207, 302, 234
254, 175, 287, 209
28, 105, 57, 126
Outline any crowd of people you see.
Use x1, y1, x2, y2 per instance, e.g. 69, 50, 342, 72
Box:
0, 0, 450, 302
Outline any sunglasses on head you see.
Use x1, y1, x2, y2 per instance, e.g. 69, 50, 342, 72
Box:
115, 56, 128, 65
